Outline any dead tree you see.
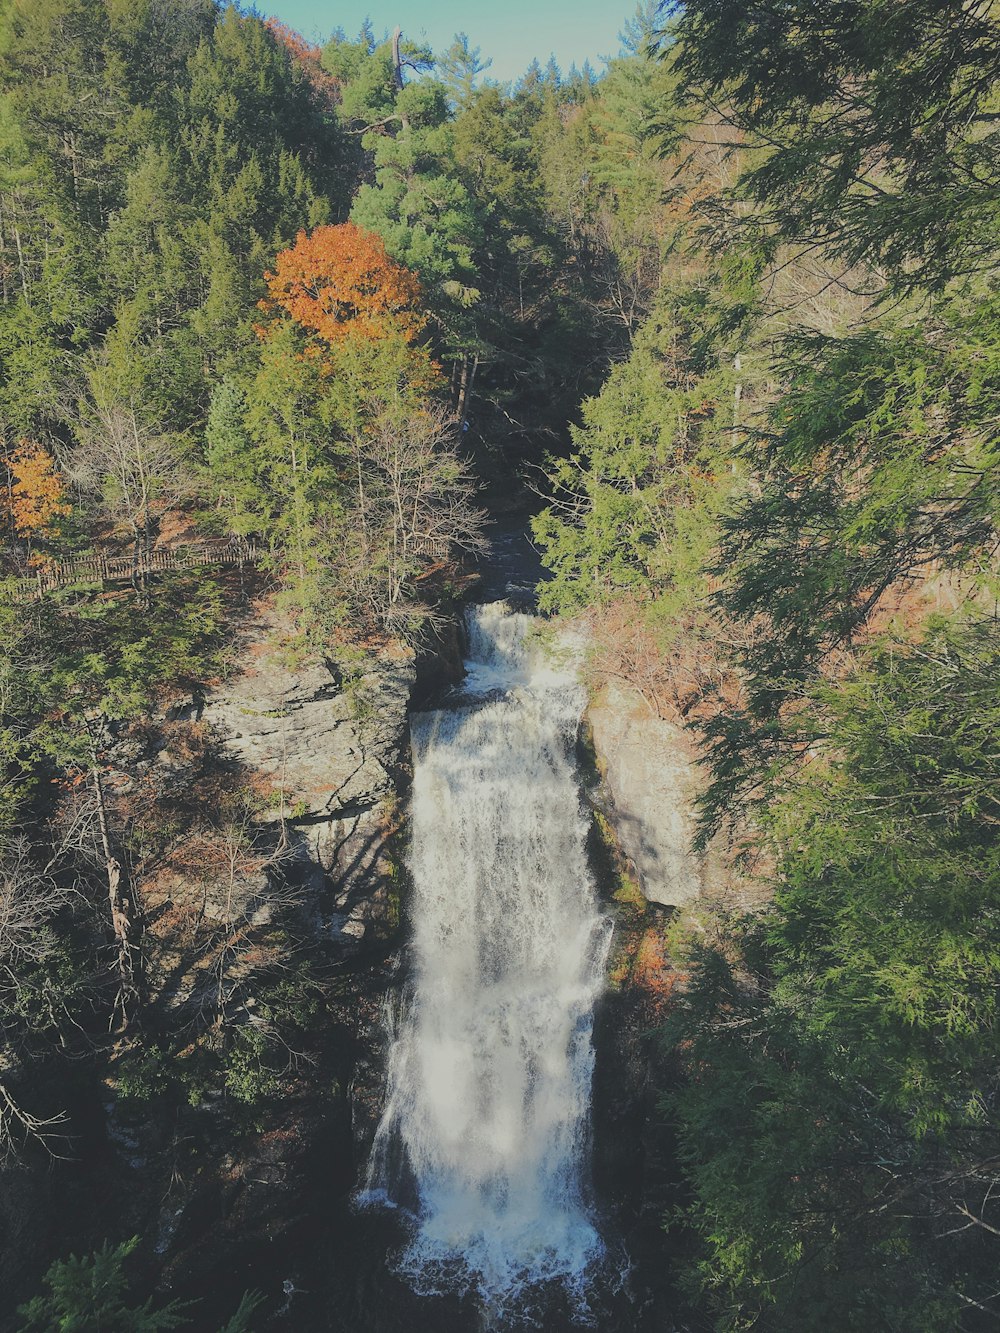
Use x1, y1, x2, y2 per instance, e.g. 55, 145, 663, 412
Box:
342, 402, 486, 631
69, 394, 189, 594
0, 837, 74, 1159
85, 721, 144, 1032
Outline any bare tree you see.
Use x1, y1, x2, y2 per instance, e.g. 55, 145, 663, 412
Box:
343, 403, 486, 632
0, 1081, 67, 1163
85, 721, 144, 1032
160, 788, 298, 1032
202, 809, 295, 1030
0, 838, 74, 1159
69, 392, 190, 587
47, 718, 146, 1033
0, 838, 72, 974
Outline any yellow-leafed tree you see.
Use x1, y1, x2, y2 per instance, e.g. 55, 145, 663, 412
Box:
5, 441, 71, 539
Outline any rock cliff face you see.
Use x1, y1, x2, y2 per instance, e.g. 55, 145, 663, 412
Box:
201, 637, 416, 950
587, 680, 718, 908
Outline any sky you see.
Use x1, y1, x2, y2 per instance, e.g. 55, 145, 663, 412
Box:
253, 0, 631, 84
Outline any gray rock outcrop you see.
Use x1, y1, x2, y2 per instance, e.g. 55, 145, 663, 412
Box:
200, 637, 416, 950
587, 681, 703, 908
205, 652, 412, 811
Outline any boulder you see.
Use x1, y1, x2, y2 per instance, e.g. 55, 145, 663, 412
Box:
202, 651, 414, 824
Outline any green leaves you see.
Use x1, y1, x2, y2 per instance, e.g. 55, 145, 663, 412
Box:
17, 1236, 262, 1332
673, 0, 1000, 289
533, 292, 744, 625
17, 1237, 190, 1331
496, 5, 999, 1323
671, 616, 1000, 1325
0, 2, 351, 445
695, 303, 1000, 830
33, 576, 224, 731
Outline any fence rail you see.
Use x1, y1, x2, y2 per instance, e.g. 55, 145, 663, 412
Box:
409, 536, 453, 563
11, 539, 261, 600
9, 534, 454, 601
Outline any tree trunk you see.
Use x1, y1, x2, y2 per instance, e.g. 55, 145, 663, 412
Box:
12, 222, 29, 301
731, 351, 743, 458
129, 526, 142, 592
457, 355, 479, 433
392, 28, 411, 133
90, 739, 143, 1031
391, 27, 405, 91
142, 511, 154, 599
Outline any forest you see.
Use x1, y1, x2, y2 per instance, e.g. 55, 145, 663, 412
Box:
0, 0, 998, 1328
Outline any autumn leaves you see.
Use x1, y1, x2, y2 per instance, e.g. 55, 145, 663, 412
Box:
2, 219, 466, 625
3, 441, 70, 541
236, 220, 480, 637
259, 221, 426, 348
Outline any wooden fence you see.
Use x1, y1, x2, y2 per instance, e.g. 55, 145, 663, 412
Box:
9, 534, 453, 601
10, 538, 261, 600
410, 536, 453, 564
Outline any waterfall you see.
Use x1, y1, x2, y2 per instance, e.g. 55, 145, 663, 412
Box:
362, 602, 612, 1318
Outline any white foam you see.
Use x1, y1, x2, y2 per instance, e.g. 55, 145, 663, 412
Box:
362, 603, 611, 1318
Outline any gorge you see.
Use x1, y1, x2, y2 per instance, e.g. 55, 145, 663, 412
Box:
4, 2, 997, 1326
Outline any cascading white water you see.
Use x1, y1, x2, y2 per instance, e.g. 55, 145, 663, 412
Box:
362, 602, 612, 1318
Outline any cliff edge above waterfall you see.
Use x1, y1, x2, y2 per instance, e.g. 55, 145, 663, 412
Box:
585, 679, 736, 910
586, 681, 703, 908
200, 611, 416, 951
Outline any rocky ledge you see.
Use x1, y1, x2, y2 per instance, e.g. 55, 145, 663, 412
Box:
199, 630, 417, 951
586, 680, 724, 908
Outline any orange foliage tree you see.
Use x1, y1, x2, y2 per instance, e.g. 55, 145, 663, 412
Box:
259, 223, 426, 347
4, 440, 71, 538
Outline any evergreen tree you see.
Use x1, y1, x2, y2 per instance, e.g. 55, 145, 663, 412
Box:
438, 32, 492, 108
18, 1237, 261, 1331
672, 0, 1000, 287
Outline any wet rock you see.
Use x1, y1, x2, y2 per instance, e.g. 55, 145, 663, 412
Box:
412, 616, 465, 705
